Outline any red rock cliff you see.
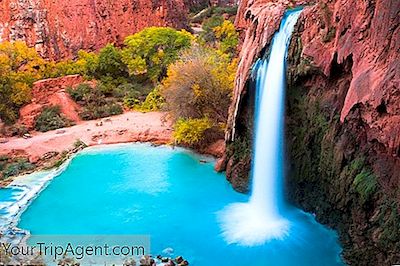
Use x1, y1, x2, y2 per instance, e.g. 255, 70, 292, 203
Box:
225, 0, 400, 264
0, 0, 189, 59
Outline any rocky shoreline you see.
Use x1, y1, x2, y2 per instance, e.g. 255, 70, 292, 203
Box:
0, 111, 174, 185
0, 109, 225, 188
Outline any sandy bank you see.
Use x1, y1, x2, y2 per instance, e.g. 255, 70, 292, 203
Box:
0, 111, 173, 163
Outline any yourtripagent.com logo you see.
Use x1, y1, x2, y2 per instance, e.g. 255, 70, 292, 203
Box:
0, 235, 150, 265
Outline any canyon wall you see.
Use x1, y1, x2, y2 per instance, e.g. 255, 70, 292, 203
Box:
224, 0, 400, 264
0, 0, 190, 59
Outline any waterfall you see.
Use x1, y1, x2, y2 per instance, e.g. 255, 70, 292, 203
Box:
219, 9, 302, 246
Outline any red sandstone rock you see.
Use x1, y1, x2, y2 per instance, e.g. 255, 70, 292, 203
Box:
203, 139, 226, 158
18, 75, 85, 129
0, 0, 190, 59
227, 0, 307, 141
215, 155, 227, 172
228, 0, 400, 159
226, 0, 399, 263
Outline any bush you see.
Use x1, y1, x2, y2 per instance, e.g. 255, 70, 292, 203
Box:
7, 124, 29, 137
213, 20, 239, 56
2, 158, 35, 178
162, 45, 235, 123
80, 101, 123, 120
123, 97, 140, 110
132, 87, 165, 112
44, 60, 85, 78
68, 82, 124, 120
35, 106, 73, 132
211, 6, 238, 16
200, 15, 224, 43
353, 169, 378, 203
67, 83, 92, 102
173, 117, 212, 145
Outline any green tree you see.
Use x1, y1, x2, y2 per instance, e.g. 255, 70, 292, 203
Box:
122, 27, 193, 82
76, 50, 99, 78
96, 44, 128, 79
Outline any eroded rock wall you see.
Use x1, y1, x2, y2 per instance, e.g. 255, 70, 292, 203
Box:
18, 75, 87, 129
224, 0, 400, 264
0, 0, 190, 59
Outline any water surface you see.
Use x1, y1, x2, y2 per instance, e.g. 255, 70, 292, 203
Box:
17, 144, 343, 265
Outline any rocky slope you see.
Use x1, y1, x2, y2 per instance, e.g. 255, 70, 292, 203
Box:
18, 75, 85, 130
0, 0, 190, 59
223, 0, 400, 265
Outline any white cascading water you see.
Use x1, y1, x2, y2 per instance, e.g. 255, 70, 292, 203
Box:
219, 9, 302, 246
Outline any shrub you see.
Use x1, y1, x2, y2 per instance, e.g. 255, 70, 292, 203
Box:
67, 83, 92, 102
200, 15, 224, 43
213, 20, 239, 56
80, 101, 123, 120
162, 45, 235, 123
76, 50, 99, 79
44, 60, 85, 78
133, 87, 165, 112
2, 158, 35, 178
35, 106, 73, 132
74, 139, 87, 149
7, 124, 29, 137
123, 97, 140, 110
211, 6, 238, 16
68, 82, 124, 120
173, 117, 212, 145
353, 169, 378, 203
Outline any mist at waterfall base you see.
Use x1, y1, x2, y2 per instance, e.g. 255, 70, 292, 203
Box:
218, 9, 343, 262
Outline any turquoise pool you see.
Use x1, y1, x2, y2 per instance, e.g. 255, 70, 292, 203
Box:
12, 143, 343, 265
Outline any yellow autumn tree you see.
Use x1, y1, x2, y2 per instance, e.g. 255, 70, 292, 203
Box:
213, 20, 239, 56
162, 45, 237, 145
0, 41, 47, 123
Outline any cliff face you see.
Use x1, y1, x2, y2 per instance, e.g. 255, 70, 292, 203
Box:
0, 0, 190, 59
224, 0, 400, 264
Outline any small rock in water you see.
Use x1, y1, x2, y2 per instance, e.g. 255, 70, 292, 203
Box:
175, 256, 183, 264
139, 255, 156, 266
165, 259, 175, 266
123, 258, 137, 266
179, 260, 189, 266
